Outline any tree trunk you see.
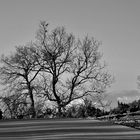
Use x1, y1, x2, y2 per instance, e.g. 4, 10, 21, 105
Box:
29, 86, 36, 118
58, 105, 62, 118
30, 97, 36, 118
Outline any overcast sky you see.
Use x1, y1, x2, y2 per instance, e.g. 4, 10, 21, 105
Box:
0, 0, 140, 95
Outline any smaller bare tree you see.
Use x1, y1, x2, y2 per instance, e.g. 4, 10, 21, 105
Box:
0, 44, 41, 118
0, 92, 28, 119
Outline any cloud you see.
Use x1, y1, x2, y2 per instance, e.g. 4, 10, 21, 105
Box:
117, 96, 140, 103
108, 89, 140, 97
106, 90, 140, 108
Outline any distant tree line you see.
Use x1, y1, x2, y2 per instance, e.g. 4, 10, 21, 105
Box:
111, 99, 140, 115
0, 21, 112, 119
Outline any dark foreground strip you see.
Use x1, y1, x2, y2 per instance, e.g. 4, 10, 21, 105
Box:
0, 119, 139, 140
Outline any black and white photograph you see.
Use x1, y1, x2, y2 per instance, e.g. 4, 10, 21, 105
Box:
0, 0, 139, 139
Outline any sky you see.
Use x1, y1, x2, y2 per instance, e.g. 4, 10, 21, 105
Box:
0, 0, 140, 104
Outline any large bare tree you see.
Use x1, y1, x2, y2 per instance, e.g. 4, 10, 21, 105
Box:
0, 44, 41, 118
36, 21, 112, 116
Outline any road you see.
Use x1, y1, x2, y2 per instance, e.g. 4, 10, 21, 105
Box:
0, 118, 139, 140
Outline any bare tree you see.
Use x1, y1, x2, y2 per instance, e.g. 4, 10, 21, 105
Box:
0, 44, 41, 118
36, 21, 112, 116
0, 92, 28, 119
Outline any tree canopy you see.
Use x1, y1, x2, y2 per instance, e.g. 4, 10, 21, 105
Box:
0, 21, 113, 118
